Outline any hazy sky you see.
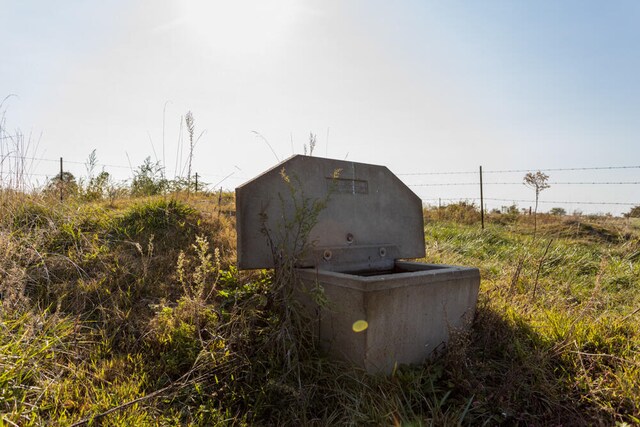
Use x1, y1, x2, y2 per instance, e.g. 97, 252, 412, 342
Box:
2, 0, 639, 214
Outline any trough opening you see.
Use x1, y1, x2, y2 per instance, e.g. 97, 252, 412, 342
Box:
340, 263, 448, 277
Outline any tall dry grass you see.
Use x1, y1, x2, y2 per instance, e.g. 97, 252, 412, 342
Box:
0, 184, 638, 424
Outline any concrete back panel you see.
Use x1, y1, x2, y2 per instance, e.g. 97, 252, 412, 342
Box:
236, 155, 425, 270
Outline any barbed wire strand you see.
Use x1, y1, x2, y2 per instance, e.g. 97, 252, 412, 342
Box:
6, 154, 640, 177
420, 197, 636, 206
399, 165, 640, 176
1, 154, 248, 180
409, 181, 640, 186
2, 154, 638, 206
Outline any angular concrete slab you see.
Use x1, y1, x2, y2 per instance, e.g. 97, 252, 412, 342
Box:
236, 155, 425, 271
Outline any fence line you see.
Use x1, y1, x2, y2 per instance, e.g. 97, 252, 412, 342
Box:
409, 181, 640, 186
1, 153, 248, 180
484, 198, 637, 206
399, 165, 640, 176
4, 152, 639, 182
2, 154, 639, 210
409, 164, 638, 214
398, 170, 479, 176
421, 197, 637, 207
9, 153, 640, 177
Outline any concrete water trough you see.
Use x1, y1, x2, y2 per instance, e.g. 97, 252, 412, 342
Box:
236, 155, 480, 373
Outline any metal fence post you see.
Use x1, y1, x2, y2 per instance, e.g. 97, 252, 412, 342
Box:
60, 157, 64, 202
479, 165, 484, 229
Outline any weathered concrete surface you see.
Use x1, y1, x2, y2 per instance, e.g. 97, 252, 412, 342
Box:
236, 156, 481, 374
236, 155, 425, 271
297, 261, 480, 374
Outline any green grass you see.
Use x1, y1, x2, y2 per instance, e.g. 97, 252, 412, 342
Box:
424, 212, 640, 424
1, 194, 639, 425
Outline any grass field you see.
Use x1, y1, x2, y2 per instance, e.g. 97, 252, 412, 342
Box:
1, 191, 639, 426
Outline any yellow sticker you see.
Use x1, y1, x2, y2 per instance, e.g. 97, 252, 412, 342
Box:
352, 320, 368, 332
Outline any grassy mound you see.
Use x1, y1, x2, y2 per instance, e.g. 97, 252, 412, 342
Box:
1, 194, 639, 425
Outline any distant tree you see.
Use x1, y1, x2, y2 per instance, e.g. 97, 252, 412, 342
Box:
549, 207, 566, 216
523, 171, 550, 235
506, 204, 519, 215
625, 205, 640, 218
45, 171, 78, 199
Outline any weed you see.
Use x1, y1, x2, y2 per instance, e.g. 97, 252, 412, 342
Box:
130, 157, 169, 196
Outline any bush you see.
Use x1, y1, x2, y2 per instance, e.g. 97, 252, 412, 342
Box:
131, 157, 168, 197
625, 205, 640, 218
113, 198, 197, 246
43, 171, 78, 199
9, 199, 58, 231
81, 170, 111, 201
424, 201, 481, 224
550, 207, 566, 216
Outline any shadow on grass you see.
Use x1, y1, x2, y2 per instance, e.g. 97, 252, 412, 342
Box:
443, 300, 611, 426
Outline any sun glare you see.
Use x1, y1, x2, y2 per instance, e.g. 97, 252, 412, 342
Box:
182, 0, 299, 56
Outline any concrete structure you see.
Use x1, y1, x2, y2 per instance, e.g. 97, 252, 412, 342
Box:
236, 155, 425, 271
236, 155, 480, 373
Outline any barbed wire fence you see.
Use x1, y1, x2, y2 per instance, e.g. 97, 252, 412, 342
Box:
1, 152, 639, 215
0, 153, 250, 197
400, 165, 640, 220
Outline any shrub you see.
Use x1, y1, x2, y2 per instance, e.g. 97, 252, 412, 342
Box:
424, 201, 481, 224
81, 170, 111, 201
9, 199, 57, 231
550, 207, 566, 216
113, 198, 197, 246
43, 171, 78, 199
131, 157, 168, 196
625, 205, 640, 218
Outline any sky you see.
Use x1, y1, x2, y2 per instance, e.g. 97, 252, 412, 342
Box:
2, 0, 639, 215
